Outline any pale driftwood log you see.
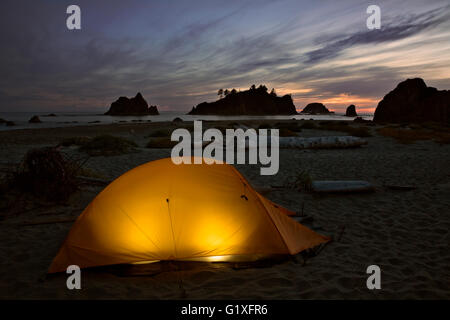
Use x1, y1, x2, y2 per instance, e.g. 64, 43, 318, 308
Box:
218, 135, 367, 149
278, 136, 367, 149
311, 180, 375, 193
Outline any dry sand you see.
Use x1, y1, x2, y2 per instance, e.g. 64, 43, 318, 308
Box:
0, 120, 449, 299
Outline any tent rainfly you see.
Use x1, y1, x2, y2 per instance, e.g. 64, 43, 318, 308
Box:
49, 157, 329, 273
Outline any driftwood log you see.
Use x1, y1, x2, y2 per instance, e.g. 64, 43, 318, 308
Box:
311, 180, 375, 193
278, 136, 367, 149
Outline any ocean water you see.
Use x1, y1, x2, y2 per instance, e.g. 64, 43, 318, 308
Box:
0, 111, 373, 131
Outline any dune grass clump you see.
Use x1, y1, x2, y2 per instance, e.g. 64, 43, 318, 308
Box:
146, 137, 178, 148
147, 128, 173, 138
79, 135, 137, 156
279, 128, 298, 137
11, 147, 80, 202
299, 121, 317, 129
274, 122, 302, 132
318, 122, 372, 137
77, 167, 106, 179
415, 121, 450, 131
344, 126, 372, 137
257, 123, 273, 130
179, 123, 194, 132
377, 126, 450, 144
58, 136, 92, 147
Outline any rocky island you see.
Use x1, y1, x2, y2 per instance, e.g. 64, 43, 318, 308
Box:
188, 85, 297, 115
105, 92, 159, 116
345, 105, 358, 117
300, 102, 331, 114
374, 78, 450, 124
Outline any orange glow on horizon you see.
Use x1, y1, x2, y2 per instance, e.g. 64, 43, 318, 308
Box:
294, 93, 379, 114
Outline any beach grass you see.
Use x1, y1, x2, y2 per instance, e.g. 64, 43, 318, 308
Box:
147, 128, 173, 137
299, 121, 317, 129
274, 122, 302, 132
279, 128, 299, 137
10, 147, 80, 202
79, 135, 137, 156
59, 136, 92, 147
318, 122, 372, 137
377, 126, 450, 144
146, 137, 178, 148
77, 166, 107, 179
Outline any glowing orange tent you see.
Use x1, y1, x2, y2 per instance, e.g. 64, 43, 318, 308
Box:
49, 158, 329, 273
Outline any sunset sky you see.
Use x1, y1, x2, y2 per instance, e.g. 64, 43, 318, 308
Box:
1, 0, 449, 114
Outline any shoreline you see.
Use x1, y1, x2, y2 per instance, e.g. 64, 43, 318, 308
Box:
0, 119, 377, 146
0, 113, 375, 132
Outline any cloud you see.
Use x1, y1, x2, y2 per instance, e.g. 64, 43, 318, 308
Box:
305, 6, 450, 64
161, 8, 243, 55
0, 1, 449, 113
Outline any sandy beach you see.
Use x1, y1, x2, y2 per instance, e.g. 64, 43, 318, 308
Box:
0, 120, 449, 299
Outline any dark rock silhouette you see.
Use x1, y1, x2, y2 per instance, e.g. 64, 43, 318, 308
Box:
345, 105, 357, 117
105, 93, 159, 116
148, 106, 159, 115
374, 78, 450, 123
300, 103, 330, 114
29, 115, 42, 123
43, 113, 57, 117
1, 118, 15, 126
354, 117, 370, 123
188, 85, 297, 115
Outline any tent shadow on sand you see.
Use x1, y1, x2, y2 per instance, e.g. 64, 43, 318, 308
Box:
92, 255, 292, 277
57, 249, 327, 278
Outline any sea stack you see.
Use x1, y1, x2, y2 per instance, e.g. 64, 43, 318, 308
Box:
300, 103, 330, 114
105, 92, 159, 116
29, 115, 42, 123
373, 78, 450, 124
188, 85, 297, 115
345, 105, 357, 117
